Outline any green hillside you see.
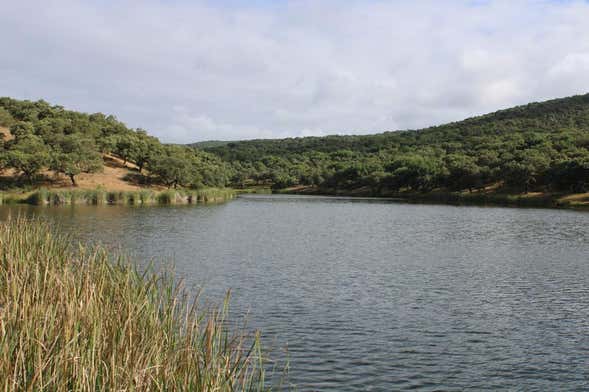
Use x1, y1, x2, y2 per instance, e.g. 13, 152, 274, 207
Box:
198, 93, 589, 202
0, 97, 232, 192
2, 94, 589, 208
190, 140, 233, 149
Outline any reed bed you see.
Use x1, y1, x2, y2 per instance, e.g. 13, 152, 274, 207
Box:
0, 217, 266, 391
0, 188, 236, 206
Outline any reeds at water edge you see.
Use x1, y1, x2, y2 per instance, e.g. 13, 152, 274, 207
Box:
0, 216, 268, 391
0, 187, 236, 206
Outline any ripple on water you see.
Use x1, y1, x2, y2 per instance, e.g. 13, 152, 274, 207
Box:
2, 198, 589, 391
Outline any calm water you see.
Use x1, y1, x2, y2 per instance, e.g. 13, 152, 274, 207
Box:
2, 195, 589, 391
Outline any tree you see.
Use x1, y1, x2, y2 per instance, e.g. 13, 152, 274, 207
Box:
6, 134, 50, 182
149, 146, 195, 188
34, 117, 68, 147
362, 170, 386, 195
50, 134, 103, 186
444, 154, 482, 192
114, 135, 134, 166
0, 107, 14, 127
547, 155, 589, 192
9, 121, 34, 140
386, 155, 446, 192
270, 171, 297, 190
98, 134, 119, 154
130, 131, 162, 173
503, 149, 551, 193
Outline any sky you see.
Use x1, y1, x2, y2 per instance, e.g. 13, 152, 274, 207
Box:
2, 0, 589, 143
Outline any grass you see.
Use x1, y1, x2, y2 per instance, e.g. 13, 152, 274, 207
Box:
0, 187, 236, 206
0, 217, 268, 391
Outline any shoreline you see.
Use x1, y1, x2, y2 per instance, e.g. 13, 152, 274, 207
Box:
0, 187, 236, 206
274, 186, 589, 210
3, 185, 589, 211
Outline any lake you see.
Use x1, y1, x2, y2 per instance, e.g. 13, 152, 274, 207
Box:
2, 194, 589, 391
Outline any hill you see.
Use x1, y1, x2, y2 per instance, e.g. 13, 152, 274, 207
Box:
195, 93, 589, 207
0, 98, 233, 198
2, 120, 147, 191
189, 140, 233, 149
201, 94, 589, 157
2, 94, 589, 208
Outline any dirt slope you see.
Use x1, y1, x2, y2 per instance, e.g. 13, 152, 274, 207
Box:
0, 127, 12, 141
0, 137, 162, 191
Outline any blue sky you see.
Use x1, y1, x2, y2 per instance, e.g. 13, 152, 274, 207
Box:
2, 0, 589, 142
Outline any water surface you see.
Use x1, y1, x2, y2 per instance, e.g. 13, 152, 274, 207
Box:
2, 195, 589, 391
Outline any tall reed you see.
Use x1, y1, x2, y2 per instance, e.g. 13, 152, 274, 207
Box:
0, 188, 236, 206
0, 217, 267, 391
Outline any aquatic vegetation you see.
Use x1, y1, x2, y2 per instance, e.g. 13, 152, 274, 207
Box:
0, 217, 267, 390
0, 187, 235, 206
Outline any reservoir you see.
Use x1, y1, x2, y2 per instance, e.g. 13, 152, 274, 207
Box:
2, 195, 589, 390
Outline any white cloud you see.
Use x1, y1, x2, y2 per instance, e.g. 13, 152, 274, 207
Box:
2, 0, 589, 142
168, 106, 275, 142
549, 53, 589, 76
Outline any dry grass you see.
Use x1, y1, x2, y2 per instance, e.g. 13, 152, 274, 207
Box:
0, 152, 162, 192
53, 165, 142, 191
0, 217, 268, 391
48, 154, 157, 191
0, 126, 12, 141
558, 192, 589, 206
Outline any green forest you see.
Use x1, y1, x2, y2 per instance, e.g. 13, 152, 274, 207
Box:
2, 93, 589, 198
196, 93, 589, 196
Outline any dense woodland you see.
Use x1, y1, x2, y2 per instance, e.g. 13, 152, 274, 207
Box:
196, 93, 589, 195
0, 98, 231, 189
2, 94, 589, 195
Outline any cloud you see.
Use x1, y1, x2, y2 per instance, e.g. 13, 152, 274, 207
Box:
2, 0, 589, 142
168, 106, 275, 143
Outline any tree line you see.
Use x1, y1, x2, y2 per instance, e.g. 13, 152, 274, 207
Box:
198, 93, 589, 195
3, 93, 589, 196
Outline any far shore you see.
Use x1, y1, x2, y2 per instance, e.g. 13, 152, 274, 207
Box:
3, 183, 587, 210
272, 185, 589, 210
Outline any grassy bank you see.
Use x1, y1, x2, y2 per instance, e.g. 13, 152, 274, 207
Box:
0, 217, 267, 390
0, 187, 235, 206
278, 186, 589, 210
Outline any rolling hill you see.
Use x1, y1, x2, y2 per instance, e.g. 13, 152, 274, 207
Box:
193, 93, 589, 207
197, 93, 589, 158
2, 94, 589, 208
